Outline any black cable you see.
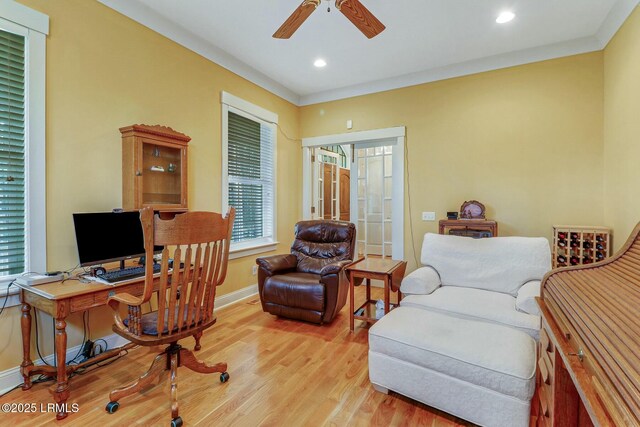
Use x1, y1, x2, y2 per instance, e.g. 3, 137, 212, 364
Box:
66, 311, 87, 365
33, 311, 51, 366
0, 281, 15, 316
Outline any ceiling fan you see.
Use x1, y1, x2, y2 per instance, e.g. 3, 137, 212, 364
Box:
273, 0, 385, 39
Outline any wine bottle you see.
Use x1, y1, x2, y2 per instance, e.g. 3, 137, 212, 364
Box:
596, 235, 604, 242
558, 239, 567, 247
596, 252, 605, 260
570, 232, 580, 240
583, 255, 593, 264
570, 256, 580, 265
583, 241, 592, 249
596, 243, 604, 250
558, 232, 567, 240
557, 255, 567, 264
570, 240, 579, 248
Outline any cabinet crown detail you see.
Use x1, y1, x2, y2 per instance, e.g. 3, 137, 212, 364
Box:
119, 124, 191, 143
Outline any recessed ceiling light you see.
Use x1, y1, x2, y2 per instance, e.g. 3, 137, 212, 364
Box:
314, 58, 327, 68
496, 11, 515, 24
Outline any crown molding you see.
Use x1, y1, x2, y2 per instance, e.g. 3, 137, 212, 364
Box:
98, 0, 300, 105
99, 0, 637, 107
298, 36, 603, 105
595, 0, 639, 47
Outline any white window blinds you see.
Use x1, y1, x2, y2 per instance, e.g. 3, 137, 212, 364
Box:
227, 111, 275, 244
0, 28, 26, 276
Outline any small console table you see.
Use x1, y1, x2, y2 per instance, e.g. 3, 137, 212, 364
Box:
438, 219, 498, 238
347, 258, 407, 332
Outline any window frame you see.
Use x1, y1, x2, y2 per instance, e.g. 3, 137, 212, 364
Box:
0, 4, 49, 298
221, 92, 278, 259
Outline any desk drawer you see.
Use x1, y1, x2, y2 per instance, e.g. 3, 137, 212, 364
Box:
70, 293, 97, 311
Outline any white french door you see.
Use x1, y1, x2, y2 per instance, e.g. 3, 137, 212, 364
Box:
302, 127, 405, 261
352, 144, 394, 258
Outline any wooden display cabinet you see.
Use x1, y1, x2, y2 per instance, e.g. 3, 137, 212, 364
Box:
120, 124, 190, 211
552, 225, 611, 268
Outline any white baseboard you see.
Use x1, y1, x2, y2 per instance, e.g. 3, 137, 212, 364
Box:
215, 284, 258, 310
0, 284, 258, 395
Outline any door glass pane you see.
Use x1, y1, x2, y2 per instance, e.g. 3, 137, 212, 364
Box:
384, 155, 392, 176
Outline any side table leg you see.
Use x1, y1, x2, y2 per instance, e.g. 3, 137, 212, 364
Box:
51, 318, 70, 420
20, 303, 34, 390
384, 276, 390, 314
349, 272, 355, 332
366, 278, 371, 302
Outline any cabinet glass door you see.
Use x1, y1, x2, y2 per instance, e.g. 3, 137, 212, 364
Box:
141, 141, 183, 206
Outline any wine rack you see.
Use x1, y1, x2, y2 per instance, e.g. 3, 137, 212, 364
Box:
552, 225, 611, 268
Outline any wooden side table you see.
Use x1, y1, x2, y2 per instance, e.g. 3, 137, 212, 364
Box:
347, 258, 407, 332
438, 219, 498, 237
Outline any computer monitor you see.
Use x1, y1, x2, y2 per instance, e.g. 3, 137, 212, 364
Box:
72, 211, 162, 267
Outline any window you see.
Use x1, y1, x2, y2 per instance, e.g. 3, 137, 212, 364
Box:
0, 28, 26, 276
0, 5, 48, 290
221, 92, 277, 258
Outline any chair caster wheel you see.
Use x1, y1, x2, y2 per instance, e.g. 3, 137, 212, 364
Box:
105, 401, 119, 413
220, 372, 230, 383
171, 416, 183, 427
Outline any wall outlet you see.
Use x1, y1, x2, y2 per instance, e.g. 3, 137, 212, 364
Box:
346, 119, 353, 129
252, 265, 258, 275
421, 211, 436, 221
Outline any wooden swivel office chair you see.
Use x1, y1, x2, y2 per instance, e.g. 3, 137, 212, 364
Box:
105, 206, 235, 427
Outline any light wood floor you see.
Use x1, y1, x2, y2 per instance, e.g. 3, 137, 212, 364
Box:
2, 286, 472, 426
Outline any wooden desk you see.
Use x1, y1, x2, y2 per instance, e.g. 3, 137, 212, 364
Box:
438, 219, 498, 237
16, 274, 159, 420
347, 258, 406, 332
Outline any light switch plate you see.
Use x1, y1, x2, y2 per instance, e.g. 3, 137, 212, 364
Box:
422, 212, 436, 221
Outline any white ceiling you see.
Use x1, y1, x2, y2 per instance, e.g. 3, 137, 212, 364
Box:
99, 0, 639, 106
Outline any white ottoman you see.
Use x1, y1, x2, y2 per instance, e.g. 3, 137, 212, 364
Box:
369, 306, 536, 427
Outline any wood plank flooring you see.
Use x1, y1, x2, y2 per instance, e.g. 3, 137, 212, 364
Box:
1, 286, 472, 426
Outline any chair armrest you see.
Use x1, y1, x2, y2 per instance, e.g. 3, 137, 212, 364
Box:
516, 280, 541, 315
320, 259, 353, 277
107, 292, 143, 332
256, 254, 298, 276
400, 266, 441, 295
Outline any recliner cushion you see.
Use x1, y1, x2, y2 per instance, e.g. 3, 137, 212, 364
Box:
263, 272, 325, 311
291, 220, 355, 274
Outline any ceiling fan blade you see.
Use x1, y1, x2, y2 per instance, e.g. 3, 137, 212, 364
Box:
273, 0, 321, 39
336, 0, 385, 39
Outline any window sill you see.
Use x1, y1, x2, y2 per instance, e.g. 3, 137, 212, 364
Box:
229, 241, 279, 260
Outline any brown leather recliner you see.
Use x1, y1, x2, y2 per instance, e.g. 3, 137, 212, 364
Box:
256, 220, 356, 324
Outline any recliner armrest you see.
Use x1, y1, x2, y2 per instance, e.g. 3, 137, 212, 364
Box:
256, 254, 298, 276
319, 259, 352, 277
400, 266, 441, 295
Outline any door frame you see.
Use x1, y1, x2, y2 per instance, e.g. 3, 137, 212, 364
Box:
301, 127, 405, 260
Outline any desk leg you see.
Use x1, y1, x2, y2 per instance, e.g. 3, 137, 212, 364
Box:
20, 303, 34, 390
366, 278, 371, 302
51, 318, 70, 420
384, 276, 390, 314
349, 272, 355, 332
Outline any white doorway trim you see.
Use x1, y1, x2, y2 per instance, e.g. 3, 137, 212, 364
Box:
301, 127, 405, 259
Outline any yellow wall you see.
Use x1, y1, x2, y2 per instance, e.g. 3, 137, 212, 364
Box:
301, 53, 605, 268
603, 6, 640, 249
0, 0, 300, 371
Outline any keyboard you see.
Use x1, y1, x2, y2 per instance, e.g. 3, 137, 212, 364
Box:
99, 264, 161, 283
